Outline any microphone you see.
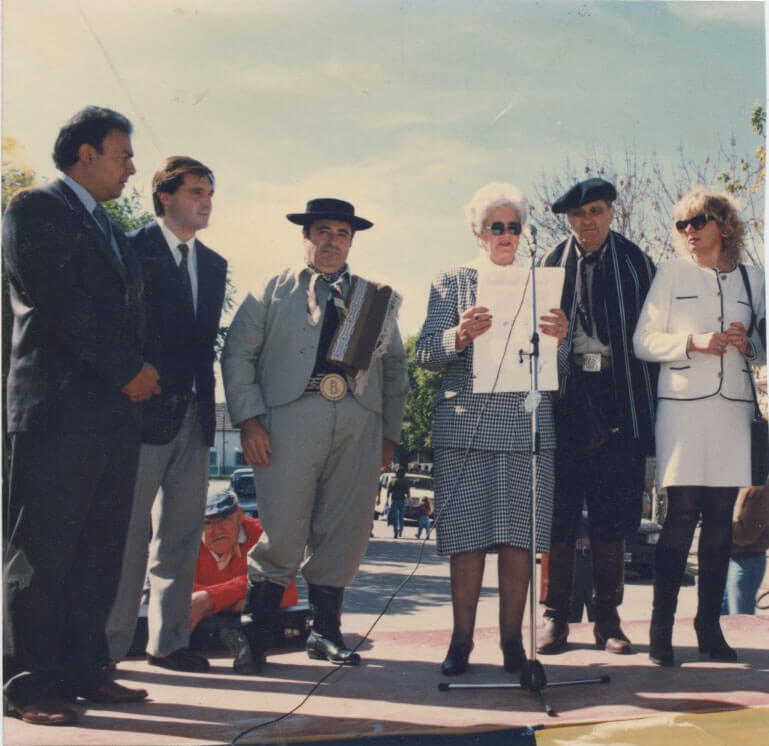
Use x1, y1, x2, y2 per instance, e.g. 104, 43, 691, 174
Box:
526, 224, 538, 255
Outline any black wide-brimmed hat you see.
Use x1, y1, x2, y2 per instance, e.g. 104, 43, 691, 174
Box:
551, 178, 617, 214
286, 198, 373, 231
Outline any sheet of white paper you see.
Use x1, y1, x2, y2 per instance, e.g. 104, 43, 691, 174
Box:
472, 266, 565, 393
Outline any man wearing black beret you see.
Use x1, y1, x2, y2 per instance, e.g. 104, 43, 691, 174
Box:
538, 178, 658, 655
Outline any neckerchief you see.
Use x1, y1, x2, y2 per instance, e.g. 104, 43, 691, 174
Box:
306, 263, 349, 326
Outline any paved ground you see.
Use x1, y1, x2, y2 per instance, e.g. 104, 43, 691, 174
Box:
4, 481, 766, 745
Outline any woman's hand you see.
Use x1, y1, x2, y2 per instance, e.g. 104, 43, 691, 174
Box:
688, 331, 730, 356
455, 306, 492, 351
725, 322, 751, 355
539, 308, 569, 345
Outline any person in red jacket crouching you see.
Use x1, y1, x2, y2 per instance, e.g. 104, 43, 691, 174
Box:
189, 490, 304, 653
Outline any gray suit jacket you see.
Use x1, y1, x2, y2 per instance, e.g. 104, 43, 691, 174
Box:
415, 264, 555, 451
222, 265, 409, 442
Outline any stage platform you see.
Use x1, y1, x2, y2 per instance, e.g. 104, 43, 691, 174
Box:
3, 615, 768, 745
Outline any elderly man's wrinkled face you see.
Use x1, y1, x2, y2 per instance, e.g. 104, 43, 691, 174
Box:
203, 510, 241, 555
304, 220, 353, 273
566, 200, 614, 253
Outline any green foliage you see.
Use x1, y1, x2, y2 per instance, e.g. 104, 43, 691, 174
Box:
2, 166, 35, 213
103, 188, 155, 232
400, 334, 440, 460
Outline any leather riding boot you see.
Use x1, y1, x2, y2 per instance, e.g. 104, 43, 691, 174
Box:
537, 541, 575, 654
648, 543, 689, 666
695, 541, 737, 661
306, 584, 360, 665
221, 579, 285, 674
591, 539, 632, 654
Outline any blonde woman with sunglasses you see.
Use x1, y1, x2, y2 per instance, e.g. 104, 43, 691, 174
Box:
633, 188, 765, 667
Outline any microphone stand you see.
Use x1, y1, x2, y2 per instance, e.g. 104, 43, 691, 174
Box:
438, 225, 609, 716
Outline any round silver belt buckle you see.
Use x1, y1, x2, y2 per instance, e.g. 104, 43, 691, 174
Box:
319, 373, 347, 401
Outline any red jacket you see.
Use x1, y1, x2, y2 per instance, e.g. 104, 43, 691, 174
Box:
193, 513, 298, 613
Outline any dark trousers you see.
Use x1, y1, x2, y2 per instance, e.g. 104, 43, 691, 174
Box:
551, 371, 646, 543
3, 420, 140, 705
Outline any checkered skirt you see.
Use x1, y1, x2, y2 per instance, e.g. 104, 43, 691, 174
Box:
432, 447, 554, 556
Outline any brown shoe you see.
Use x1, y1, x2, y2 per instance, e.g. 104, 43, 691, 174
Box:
76, 680, 148, 703
9, 699, 78, 726
148, 648, 210, 673
536, 614, 569, 654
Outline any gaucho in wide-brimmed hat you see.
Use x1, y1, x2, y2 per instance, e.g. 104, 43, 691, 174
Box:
221, 197, 408, 675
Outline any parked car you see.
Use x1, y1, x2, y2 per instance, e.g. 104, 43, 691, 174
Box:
229, 468, 258, 517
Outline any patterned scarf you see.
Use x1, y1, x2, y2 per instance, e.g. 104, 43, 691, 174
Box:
306, 263, 349, 325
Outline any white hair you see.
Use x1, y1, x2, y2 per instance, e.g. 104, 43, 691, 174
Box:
465, 182, 528, 235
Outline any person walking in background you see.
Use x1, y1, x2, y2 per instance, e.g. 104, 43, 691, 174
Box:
634, 188, 765, 666
387, 466, 410, 538
721, 485, 769, 616
416, 182, 567, 676
107, 156, 227, 675
3, 106, 155, 725
538, 178, 657, 657
416, 497, 432, 539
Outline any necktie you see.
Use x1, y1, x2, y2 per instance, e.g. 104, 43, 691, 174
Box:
575, 250, 609, 344
92, 204, 111, 237
177, 243, 195, 314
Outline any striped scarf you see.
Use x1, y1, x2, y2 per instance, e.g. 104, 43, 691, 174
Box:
327, 277, 402, 392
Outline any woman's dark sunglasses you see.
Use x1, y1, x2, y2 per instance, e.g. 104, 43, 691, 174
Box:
488, 221, 522, 236
675, 213, 715, 232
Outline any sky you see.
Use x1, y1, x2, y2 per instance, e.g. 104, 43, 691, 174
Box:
2, 0, 766, 340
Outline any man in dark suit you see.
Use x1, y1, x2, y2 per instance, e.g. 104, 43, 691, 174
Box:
106, 156, 227, 673
3, 106, 158, 725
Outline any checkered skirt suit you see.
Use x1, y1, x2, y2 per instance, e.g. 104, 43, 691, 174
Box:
415, 264, 555, 555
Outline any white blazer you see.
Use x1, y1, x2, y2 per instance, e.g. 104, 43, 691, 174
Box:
633, 257, 765, 402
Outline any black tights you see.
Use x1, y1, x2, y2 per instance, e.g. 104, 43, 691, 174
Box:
660, 486, 737, 557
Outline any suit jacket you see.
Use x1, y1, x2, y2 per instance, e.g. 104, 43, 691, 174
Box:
131, 221, 227, 446
542, 230, 658, 452
414, 264, 556, 451
221, 265, 409, 443
633, 258, 765, 401
3, 179, 145, 432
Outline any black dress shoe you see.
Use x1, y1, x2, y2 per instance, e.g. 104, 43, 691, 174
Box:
440, 641, 473, 675
501, 639, 526, 673
7, 698, 78, 725
221, 627, 264, 675
306, 630, 360, 665
74, 681, 148, 704
148, 648, 210, 672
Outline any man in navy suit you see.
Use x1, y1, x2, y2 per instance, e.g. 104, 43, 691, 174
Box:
3, 106, 157, 725
106, 156, 227, 673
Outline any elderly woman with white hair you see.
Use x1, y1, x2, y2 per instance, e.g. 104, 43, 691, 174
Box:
415, 183, 568, 676
634, 188, 765, 667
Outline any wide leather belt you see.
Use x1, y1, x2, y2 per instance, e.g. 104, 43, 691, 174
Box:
304, 373, 348, 401
573, 353, 612, 372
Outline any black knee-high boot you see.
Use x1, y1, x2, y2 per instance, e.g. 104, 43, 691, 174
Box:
222, 580, 285, 674
649, 543, 690, 666
695, 542, 737, 661
306, 584, 360, 665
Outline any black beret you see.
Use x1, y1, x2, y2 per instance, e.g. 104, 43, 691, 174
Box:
205, 489, 239, 520
551, 178, 617, 214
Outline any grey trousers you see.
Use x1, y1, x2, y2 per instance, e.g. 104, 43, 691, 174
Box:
250, 393, 381, 588
106, 400, 209, 660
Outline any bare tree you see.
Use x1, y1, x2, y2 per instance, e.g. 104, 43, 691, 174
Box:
531, 105, 765, 268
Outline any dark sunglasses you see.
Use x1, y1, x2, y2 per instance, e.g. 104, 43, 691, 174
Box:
675, 213, 716, 232
487, 221, 522, 236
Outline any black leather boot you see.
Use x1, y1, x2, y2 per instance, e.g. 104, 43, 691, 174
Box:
695, 542, 737, 661
592, 540, 632, 654
649, 543, 689, 666
536, 542, 575, 654
306, 584, 360, 665
221, 580, 285, 674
